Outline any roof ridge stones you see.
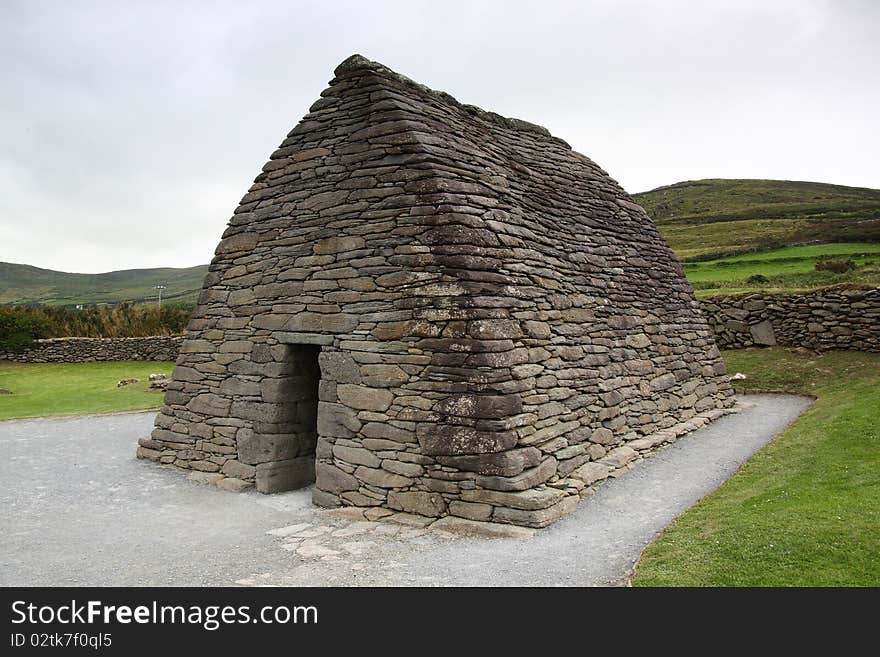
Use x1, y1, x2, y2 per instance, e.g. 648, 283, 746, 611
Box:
332, 53, 567, 146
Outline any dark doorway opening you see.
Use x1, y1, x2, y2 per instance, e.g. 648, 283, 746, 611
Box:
256, 344, 321, 493
287, 343, 321, 463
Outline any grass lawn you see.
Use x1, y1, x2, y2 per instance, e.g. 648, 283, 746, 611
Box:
661, 217, 809, 261
0, 361, 175, 420
633, 348, 880, 586
697, 242, 880, 263
683, 243, 880, 297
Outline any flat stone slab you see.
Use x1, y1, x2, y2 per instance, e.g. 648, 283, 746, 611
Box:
265, 523, 312, 537
430, 517, 535, 539
0, 395, 812, 586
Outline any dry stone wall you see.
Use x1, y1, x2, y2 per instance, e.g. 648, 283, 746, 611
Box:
137, 55, 735, 527
0, 336, 183, 363
700, 287, 880, 352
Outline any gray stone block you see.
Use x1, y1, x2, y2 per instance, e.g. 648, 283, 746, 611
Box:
750, 320, 777, 346
336, 384, 393, 412
475, 458, 557, 492
387, 491, 447, 517
255, 456, 315, 493
437, 447, 541, 477
492, 496, 579, 528
315, 462, 359, 494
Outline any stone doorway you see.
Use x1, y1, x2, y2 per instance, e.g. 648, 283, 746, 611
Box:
256, 343, 321, 493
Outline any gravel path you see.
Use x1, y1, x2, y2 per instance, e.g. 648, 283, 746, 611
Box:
0, 393, 812, 586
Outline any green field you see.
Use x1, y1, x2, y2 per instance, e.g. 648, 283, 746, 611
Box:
0, 262, 207, 306
633, 348, 880, 586
636, 178, 880, 262
0, 361, 175, 420
683, 243, 880, 297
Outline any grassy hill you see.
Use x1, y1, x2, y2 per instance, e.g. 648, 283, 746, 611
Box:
0, 262, 207, 306
634, 179, 880, 296
635, 178, 880, 261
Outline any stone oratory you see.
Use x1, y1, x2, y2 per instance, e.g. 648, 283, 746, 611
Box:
137, 55, 735, 527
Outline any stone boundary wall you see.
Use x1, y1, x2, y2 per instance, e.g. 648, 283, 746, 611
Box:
699, 287, 880, 352
0, 336, 183, 363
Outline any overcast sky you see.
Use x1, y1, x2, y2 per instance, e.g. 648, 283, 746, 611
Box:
1, 0, 878, 273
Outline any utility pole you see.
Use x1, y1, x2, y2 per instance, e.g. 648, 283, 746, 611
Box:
155, 285, 167, 310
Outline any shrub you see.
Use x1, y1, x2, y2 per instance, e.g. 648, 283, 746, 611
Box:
0, 303, 191, 340
746, 274, 770, 284
815, 258, 856, 274
0, 308, 51, 352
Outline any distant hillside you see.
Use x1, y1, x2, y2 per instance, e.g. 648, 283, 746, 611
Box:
635, 179, 880, 261
0, 262, 207, 306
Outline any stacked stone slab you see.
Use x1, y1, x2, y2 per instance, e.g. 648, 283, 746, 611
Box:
700, 286, 880, 352
0, 336, 182, 363
137, 55, 735, 526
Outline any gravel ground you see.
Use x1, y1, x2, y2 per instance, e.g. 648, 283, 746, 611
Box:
0, 393, 812, 587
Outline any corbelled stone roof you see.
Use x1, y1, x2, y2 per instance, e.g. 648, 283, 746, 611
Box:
334, 54, 563, 142
139, 55, 734, 527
